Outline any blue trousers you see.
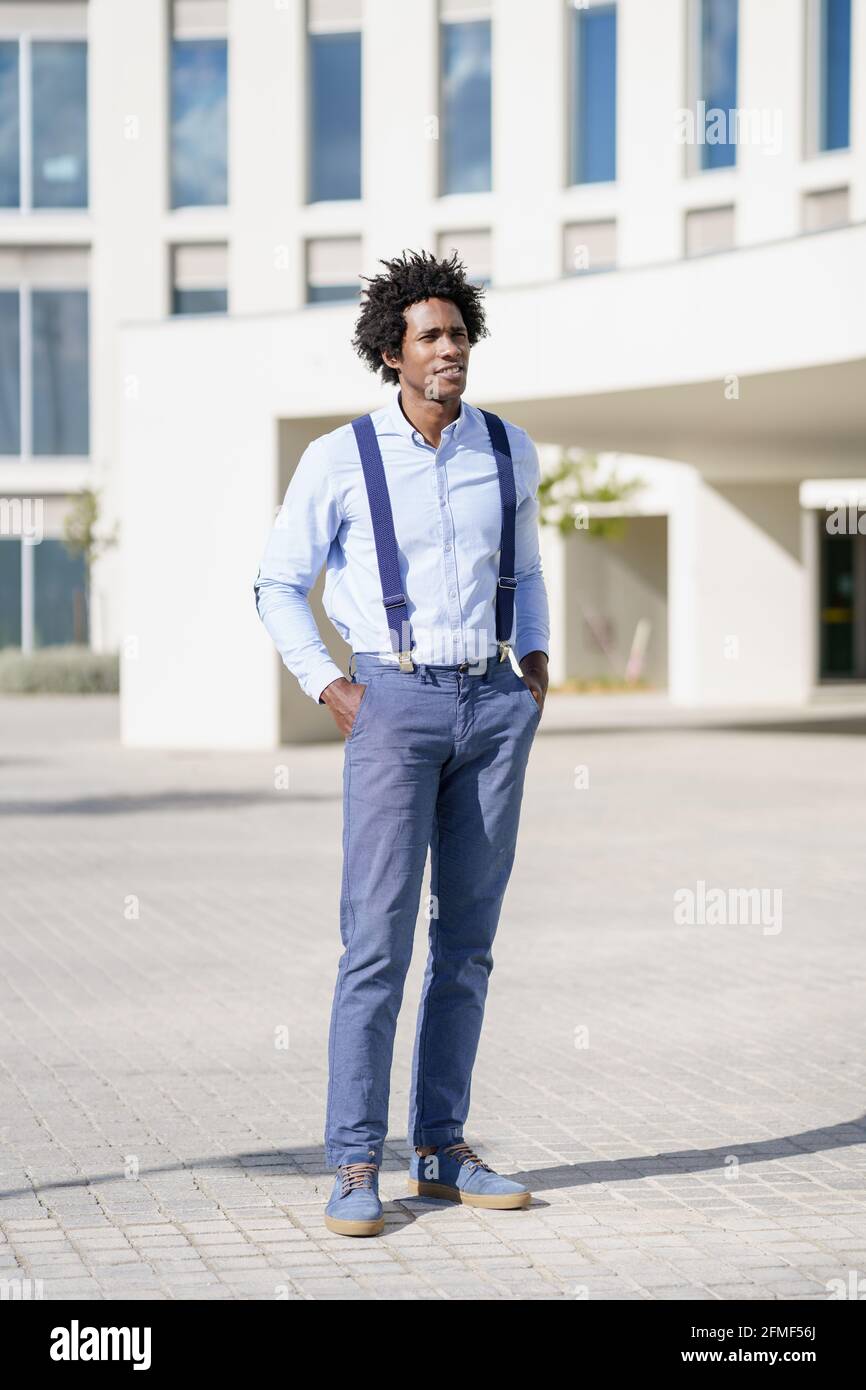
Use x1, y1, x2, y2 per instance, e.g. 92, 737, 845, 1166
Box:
324, 651, 541, 1169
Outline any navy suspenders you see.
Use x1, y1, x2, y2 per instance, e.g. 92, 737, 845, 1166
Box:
350, 406, 517, 672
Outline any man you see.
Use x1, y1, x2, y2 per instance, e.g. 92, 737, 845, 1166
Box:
254, 249, 550, 1237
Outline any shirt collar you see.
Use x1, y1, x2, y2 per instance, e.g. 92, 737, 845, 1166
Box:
387, 388, 468, 447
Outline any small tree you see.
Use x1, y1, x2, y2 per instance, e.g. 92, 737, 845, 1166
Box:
538, 449, 645, 540
62, 488, 119, 637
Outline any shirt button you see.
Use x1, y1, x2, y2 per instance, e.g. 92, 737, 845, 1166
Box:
449, 590, 456, 598
444, 544, 452, 551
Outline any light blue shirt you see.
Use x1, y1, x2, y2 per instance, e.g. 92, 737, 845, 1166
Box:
253, 389, 551, 704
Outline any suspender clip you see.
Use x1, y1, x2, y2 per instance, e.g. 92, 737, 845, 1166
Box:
398, 650, 415, 673
497, 641, 511, 663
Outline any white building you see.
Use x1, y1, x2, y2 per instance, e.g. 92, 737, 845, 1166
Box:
1, 0, 864, 745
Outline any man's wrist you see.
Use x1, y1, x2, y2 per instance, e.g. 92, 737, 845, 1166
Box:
319, 676, 349, 706
519, 650, 549, 690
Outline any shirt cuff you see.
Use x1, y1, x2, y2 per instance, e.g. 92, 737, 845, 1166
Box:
516, 640, 550, 664
307, 660, 347, 705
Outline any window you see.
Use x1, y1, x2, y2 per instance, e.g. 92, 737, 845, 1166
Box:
440, 1, 491, 195
0, 34, 88, 209
569, 2, 617, 185
692, 0, 739, 171
684, 205, 735, 256
563, 220, 617, 275
811, 0, 851, 152
307, 0, 362, 202
0, 534, 87, 650
0, 539, 22, 647
170, 2, 228, 208
437, 229, 492, 286
34, 537, 87, 645
0, 248, 90, 457
305, 236, 361, 303
171, 243, 228, 314
802, 185, 849, 231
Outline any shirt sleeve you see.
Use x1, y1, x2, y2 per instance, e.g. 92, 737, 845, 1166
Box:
253, 437, 346, 704
513, 431, 551, 663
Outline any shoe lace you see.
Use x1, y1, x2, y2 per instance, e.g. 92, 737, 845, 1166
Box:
339, 1161, 377, 1195
440, 1141, 493, 1174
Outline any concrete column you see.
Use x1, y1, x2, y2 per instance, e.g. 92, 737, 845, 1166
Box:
850, 0, 866, 220
492, 0, 562, 285
229, 0, 306, 314
363, 0, 438, 269
89, 0, 170, 651
669, 475, 811, 706
737, 0, 803, 245
618, 0, 684, 268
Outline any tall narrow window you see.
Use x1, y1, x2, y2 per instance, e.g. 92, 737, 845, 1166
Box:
170, 2, 228, 208
34, 539, 88, 645
0, 35, 88, 209
440, 2, 492, 195
0, 290, 20, 453
696, 0, 739, 170
31, 41, 88, 208
31, 290, 89, 455
0, 248, 90, 458
0, 540, 22, 648
569, 3, 617, 185
0, 41, 21, 207
818, 0, 851, 150
308, 0, 362, 202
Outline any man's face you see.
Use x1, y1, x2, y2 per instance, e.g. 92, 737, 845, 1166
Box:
383, 297, 469, 402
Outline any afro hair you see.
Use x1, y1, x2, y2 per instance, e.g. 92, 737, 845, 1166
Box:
351, 248, 489, 386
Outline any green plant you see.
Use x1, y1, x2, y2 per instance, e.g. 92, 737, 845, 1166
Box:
62, 487, 119, 627
538, 449, 646, 540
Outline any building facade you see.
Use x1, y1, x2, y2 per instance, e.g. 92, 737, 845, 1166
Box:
0, 0, 864, 742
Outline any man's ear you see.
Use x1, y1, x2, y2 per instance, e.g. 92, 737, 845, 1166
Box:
381, 348, 400, 373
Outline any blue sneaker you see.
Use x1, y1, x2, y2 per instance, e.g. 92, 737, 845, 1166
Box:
324, 1152, 384, 1236
407, 1140, 531, 1209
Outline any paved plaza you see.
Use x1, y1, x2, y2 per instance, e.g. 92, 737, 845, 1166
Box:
1, 690, 865, 1301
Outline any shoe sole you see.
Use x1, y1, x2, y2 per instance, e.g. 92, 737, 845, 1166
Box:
406, 1178, 531, 1209
323, 1212, 385, 1237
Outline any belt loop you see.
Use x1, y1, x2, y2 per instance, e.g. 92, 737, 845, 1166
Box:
348, 652, 357, 680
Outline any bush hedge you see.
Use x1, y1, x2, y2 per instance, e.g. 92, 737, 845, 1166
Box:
0, 645, 119, 694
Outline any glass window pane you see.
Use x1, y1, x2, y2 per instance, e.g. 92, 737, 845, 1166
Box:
306, 282, 357, 303
0, 291, 20, 454
171, 38, 228, 207
31, 289, 89, 456
172, 287, 228, 314
0, 41, 20, 208
821, 0, 851, 150
572, 6, 617, 184
0, 539, 22, 647
700, 0, 738, 170
31, 41, 88, 209
33, 537, 88, 646
309, 31, 361, 202
441, 20, 491, 195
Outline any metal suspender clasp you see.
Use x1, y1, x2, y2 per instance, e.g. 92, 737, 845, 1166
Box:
382, 592, 414, 672
497, 576, 517, 661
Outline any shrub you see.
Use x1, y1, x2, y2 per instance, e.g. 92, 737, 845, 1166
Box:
0, 645, 119, 694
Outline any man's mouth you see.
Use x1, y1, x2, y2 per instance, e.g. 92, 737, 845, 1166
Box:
437, 365, 464, 377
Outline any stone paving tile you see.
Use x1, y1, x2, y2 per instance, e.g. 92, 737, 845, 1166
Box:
1, 694, 865, 1301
